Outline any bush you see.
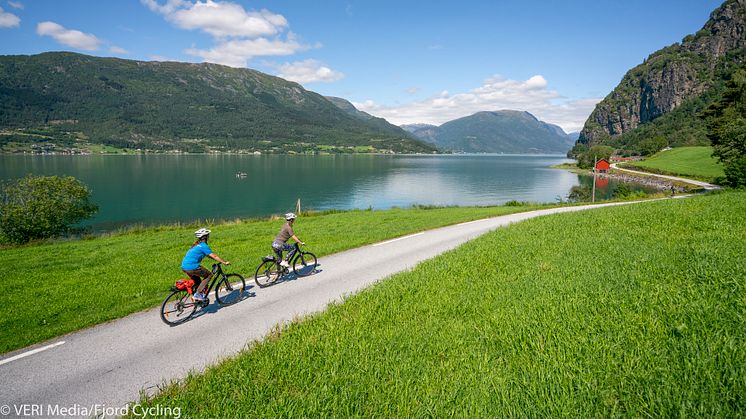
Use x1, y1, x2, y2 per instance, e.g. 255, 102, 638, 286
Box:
638, 136, 668, 155
0, 175, 98, 244
723, 155, 746, 187
576, 145, 615, 169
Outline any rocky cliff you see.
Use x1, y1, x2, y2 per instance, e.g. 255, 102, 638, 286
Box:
576, 0, 746, 150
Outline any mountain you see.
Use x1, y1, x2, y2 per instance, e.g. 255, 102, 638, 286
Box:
572, 0, 746, 155
0, 52, 436, 154
405, 111, 575, 154
401, 123, 438, 133
324, 96, 418, 139
400, 123, 439, 144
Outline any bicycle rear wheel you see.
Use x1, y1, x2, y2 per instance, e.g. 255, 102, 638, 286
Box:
160, 289, 197, 325
293, 252, 318, 277
215, 273, 246, 305
255, 260, 281, 288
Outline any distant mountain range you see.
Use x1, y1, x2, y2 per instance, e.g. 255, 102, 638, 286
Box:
402, 111, 576, 154
0, 52, 435, 154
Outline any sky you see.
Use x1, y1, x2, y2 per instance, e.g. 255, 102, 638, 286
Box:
0, 0, 726, 133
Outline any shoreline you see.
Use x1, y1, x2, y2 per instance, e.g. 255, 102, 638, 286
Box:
605, 172, 691, 192
553, 163, 698, 192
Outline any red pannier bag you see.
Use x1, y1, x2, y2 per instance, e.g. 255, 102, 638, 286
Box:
175, 279, 195, 293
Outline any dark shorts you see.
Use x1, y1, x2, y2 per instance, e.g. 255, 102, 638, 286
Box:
182, 266, 211, 288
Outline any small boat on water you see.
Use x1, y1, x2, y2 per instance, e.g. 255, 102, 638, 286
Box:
235, 172, 248, 178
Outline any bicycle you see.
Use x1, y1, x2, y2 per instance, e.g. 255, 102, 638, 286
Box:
160, 263, 246, 325
254, 242, 318, 288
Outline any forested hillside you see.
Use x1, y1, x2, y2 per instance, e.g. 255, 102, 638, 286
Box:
0, 52, 436, 154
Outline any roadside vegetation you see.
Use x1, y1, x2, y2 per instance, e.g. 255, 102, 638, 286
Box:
136, 191, 745, 417
620, 146, 725, 182
0, 203, 552, 354
0, 175, 98, 244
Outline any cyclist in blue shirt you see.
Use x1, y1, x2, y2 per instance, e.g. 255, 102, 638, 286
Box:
181, 228, 230, 301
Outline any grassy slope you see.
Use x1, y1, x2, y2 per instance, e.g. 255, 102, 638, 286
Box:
624, 146, 725, 181
0, 204, 547, 354
139, 192, 745, 417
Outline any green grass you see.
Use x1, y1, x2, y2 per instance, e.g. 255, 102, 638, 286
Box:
0, 204, 550, 354
137, 192, 745, 417
623, 146, 725, 181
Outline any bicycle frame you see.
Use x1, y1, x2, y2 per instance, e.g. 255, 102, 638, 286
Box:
202, 263, 226, 294
186, 263, 225, 297
275, 243, 303, 269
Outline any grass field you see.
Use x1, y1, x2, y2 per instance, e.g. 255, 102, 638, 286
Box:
0, 204, 552, 354
623, 146, 725, 181
136, 192, 745, 417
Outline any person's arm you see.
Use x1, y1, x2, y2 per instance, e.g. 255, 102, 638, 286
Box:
209, 253, 230, 265
291, 234, 305, 245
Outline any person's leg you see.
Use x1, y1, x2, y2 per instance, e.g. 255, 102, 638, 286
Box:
182, 269, 203, 291
284, 243, 297, 261
193, 266, 212, 294
272, 243, 284, 266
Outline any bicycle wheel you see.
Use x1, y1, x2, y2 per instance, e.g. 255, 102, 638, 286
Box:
160, 289, 197, 325
215, 273, 246, 305
293, 252, 318, 277
255, 260, 281, 288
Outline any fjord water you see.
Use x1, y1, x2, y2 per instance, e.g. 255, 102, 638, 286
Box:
1, 154, 581, 230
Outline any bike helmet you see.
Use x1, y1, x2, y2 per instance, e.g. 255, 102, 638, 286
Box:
194, 228, 211, 238
285, 212, 297, 220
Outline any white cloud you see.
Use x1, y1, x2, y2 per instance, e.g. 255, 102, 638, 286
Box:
170, 2, 287, 38
141, 0, 187, 15
0, 6, 20, 28
143, 0, 317, 67
36, 21, 101, 51
186, 36, 308, 67
109, 46, 129, 54
355, 75, 601, 133
7, 1, 23, 10
143, 0, 287, 38
276, 59, 344, 84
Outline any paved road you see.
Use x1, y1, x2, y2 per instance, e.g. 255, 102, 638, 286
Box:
611, 163, 723, 190
0, 199, 670, 417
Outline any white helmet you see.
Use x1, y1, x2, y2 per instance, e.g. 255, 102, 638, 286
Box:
194, 228, 211, 238
284, 212, 297, 221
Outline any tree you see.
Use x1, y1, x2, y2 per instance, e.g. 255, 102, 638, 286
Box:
0, 175, 98, 244
704, 68, 746, 187
576, 145, 615, 169
638, 136, 668, 156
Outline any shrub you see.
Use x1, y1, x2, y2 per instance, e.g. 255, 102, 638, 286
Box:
723, 155, 746, 188
0, 175, 98, 244
576, 145, 615, 169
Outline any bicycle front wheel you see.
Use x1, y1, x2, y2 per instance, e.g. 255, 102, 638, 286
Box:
215, 273, 246, 305
160, 289, 197, 325
255, 260, 281, 288
293, 252, 318, 277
